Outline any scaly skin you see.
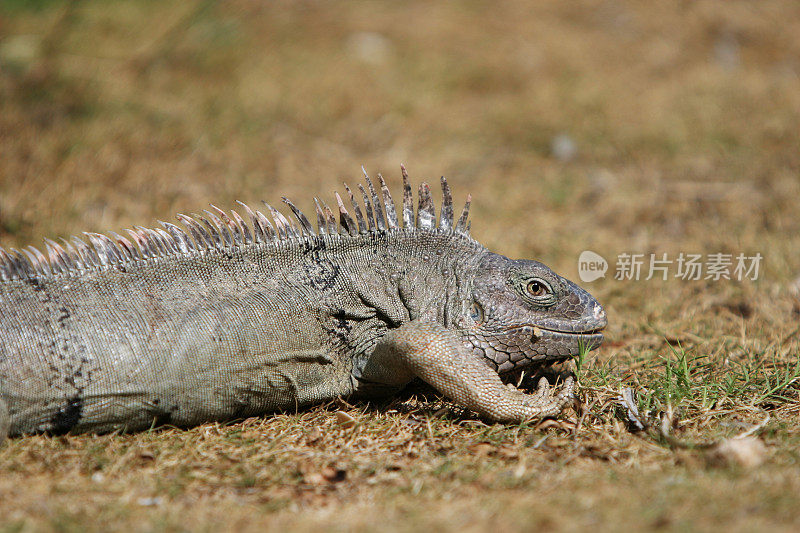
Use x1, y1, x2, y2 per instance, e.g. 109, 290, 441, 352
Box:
0, 170, 606, 438
0, 399, 8, 441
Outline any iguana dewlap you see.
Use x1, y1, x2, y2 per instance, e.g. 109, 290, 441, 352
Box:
0, 167, 606, 438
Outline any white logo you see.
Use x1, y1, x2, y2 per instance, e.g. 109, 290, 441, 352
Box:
578, 250, 608, 282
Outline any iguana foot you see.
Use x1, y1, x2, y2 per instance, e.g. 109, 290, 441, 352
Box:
513, 375, 575, 418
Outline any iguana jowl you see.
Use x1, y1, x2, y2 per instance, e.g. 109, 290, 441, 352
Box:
0, 167, 606, 439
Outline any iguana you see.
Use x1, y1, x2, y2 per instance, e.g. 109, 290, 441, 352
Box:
0, 167, 606, 440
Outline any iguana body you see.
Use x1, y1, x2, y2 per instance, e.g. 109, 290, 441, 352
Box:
0, 168, 606, 439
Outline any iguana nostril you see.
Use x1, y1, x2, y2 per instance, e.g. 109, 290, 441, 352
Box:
594, 305, 603, 320
593, 304, 607, 327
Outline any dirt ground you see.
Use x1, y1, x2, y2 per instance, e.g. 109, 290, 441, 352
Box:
1, 1, 799, 531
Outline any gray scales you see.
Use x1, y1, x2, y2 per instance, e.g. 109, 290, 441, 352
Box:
0, 167, 607, 440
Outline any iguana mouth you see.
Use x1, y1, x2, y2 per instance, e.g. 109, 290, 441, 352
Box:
505, 324, 606, 337
532, 326, 605, 348
535, 326, 606, 336
497, 324, 605, 355
531, 328, 605, 356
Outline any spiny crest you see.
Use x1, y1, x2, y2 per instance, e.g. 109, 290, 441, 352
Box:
0, 167, 473, 282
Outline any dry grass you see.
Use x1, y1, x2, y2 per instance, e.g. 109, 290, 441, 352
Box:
2, 0, 800, 531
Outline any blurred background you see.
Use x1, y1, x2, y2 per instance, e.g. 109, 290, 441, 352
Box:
1, 0, 799, 340
3, 3, 800, 529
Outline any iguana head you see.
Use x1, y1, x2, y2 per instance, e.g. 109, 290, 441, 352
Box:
461, 252, 606, 374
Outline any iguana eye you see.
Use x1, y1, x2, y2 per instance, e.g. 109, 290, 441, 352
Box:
470, 302, 484, 324
526, 280, 549, 297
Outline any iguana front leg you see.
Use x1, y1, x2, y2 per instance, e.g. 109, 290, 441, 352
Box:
358, 321, 575, 422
